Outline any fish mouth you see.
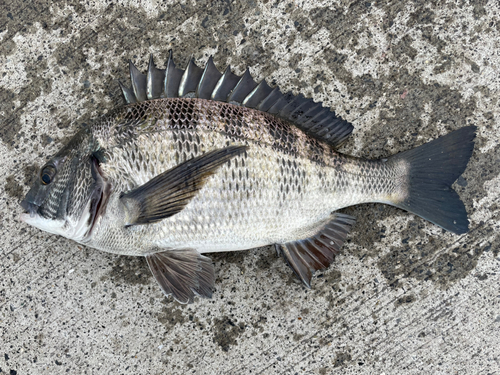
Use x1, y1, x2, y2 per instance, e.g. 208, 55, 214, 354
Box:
20, 199, 38, 217
19, 196, 68, 237
19, 198, 42, 223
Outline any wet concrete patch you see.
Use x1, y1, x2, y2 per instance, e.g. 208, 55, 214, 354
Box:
109, 256, 151, 287
334, 350, 353, 367
211, 316, 246, 352
0, 56, 51, 149
155, 305, 186, 329
255, 247, 280, 271
211, 250, 247, 271
395, 293, 416, 307
4, 174, 24, 201
378, 227, 492, 289
0, 88, 24, 149
357, 78, 477, 159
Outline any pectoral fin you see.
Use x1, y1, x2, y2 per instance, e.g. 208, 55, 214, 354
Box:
277, 213, 355, 288
146, 249, 215, 304
120, 145, 247, 226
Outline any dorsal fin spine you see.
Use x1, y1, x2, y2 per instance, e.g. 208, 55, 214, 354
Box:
196, 56, 222, 99
164, 50, 183, 98
227, 68, 258, 103
129, 60, 147, 102
179, 58, 203, 97
268, 92, 294, 114
147, 54, 166, 100
211, 65, 240, 101
242, 80, 273, 108
256, 87, 282, 112
119, 81, 137, 104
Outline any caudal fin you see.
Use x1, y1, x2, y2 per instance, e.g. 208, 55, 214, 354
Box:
389, 126, 476, 234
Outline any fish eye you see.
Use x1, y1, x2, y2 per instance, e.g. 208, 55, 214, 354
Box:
40, 165, 57, 185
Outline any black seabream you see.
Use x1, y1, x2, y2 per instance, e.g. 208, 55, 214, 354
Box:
20, 52, 476, 303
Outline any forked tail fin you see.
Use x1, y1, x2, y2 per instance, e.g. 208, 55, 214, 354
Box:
389, 126, 476, 234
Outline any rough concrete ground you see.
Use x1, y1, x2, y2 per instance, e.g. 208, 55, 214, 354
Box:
1, 0, 499, 374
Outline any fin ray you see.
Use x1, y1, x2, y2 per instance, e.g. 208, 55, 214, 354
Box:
279, 94, 307, 118
278, 213, 355, 287
146, 249, 215, 304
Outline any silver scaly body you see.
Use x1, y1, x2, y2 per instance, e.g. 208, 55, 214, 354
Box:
87, 98, 407, 256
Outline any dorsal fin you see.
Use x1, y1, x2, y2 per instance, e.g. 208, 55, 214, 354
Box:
119, 51, 354, 147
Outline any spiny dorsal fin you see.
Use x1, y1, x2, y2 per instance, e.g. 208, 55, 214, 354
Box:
277, 213, 355, 287
119, 51, 354, 147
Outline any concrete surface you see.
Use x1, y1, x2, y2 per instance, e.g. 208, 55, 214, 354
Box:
1, 0, 499, 374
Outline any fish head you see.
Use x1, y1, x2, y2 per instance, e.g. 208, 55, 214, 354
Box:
20, 127, 108, 242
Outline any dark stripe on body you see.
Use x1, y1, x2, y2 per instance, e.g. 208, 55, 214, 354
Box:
113, 98, 344, 169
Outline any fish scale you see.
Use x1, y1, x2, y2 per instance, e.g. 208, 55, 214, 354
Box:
20, 52, 476, 303
86, 98, 405, 257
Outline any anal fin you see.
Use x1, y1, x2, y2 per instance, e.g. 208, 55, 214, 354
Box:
146, 249, 215, 304
277, 213, 355, 287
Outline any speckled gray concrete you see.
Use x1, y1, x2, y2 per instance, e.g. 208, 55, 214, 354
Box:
1, 1, 499, 374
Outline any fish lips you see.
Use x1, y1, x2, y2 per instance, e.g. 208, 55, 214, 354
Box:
19, 198, 40, 221
20, 183, 47, 221
19, 180, 69, 220
20, 197, 37, 215
19, 194, 67, 236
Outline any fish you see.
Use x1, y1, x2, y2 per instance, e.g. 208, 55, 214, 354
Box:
20, 51, 476, 304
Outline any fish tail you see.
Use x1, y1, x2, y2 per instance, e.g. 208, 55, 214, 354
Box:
389, 126, 476, 234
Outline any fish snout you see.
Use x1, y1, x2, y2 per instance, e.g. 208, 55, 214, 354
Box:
19, 198, 39, 219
